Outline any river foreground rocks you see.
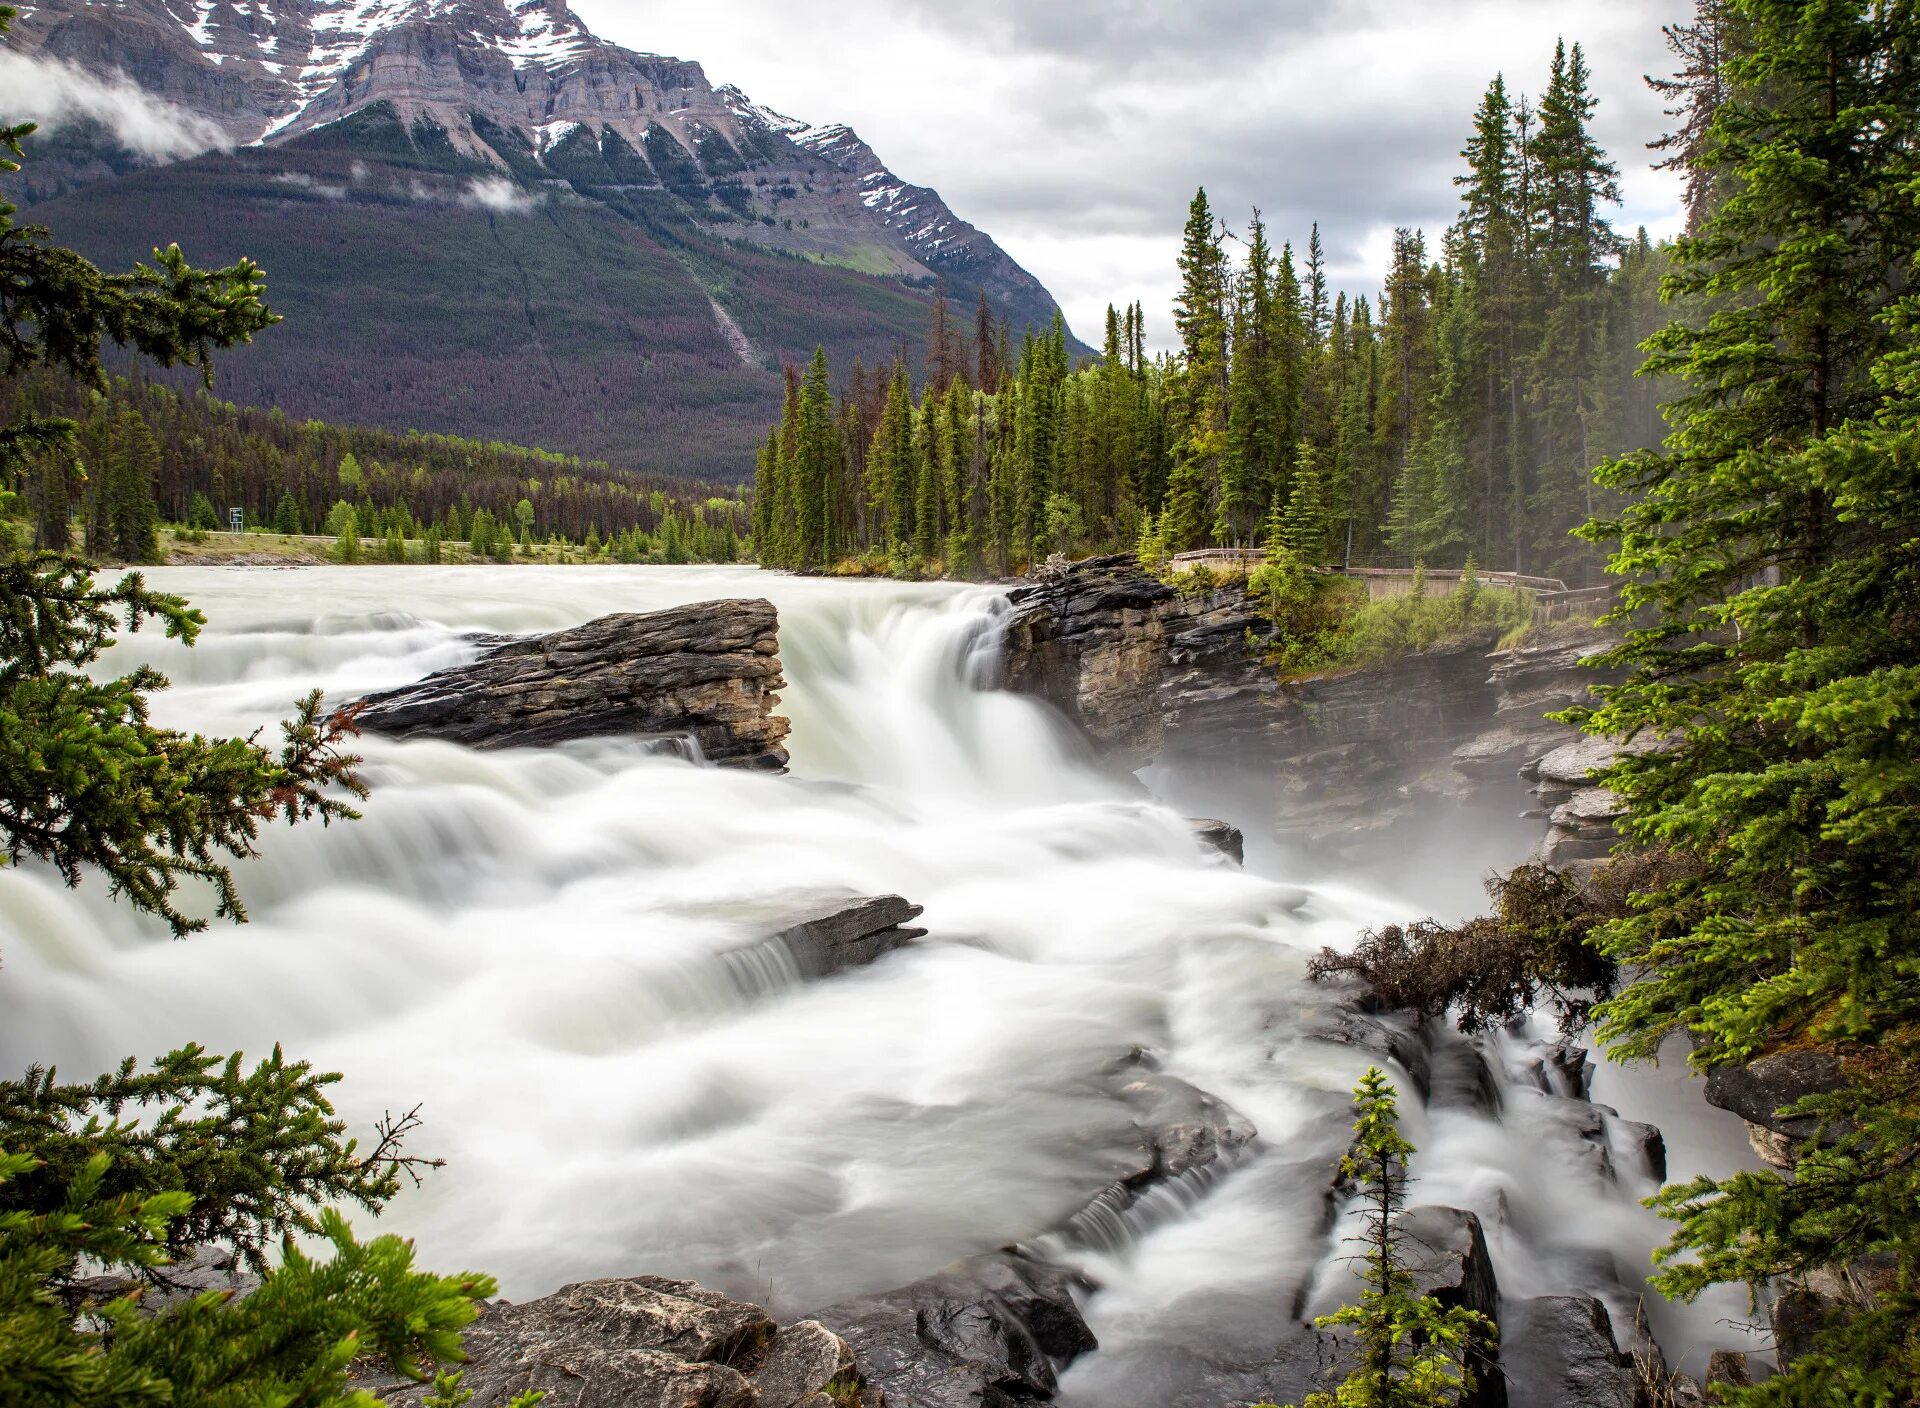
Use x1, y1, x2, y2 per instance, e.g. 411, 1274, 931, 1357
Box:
369, 1276, 870, 1408
356, 599, 791, 767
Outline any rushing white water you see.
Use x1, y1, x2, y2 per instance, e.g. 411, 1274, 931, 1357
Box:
0, 565, 1760, 1392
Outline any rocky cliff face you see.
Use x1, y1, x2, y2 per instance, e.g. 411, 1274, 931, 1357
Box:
355, 598, 791, 767
1002, 555, 1619, 861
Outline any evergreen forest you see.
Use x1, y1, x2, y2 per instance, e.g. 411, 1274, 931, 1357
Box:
3, 372, 750, 564
754, 42, 1670, 585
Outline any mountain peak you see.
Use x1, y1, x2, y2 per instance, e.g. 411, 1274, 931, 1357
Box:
10, 0, 1082, 349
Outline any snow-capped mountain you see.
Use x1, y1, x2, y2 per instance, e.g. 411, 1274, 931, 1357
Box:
7, 0, 1068, 332
1, 0, 1081, 481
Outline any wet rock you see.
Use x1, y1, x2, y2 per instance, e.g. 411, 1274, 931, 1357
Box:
1399, 1206, 1500, 1329
1704, 1051, 1847, 1144
1300, 1001, 1434, 1102
1187, 817, 1245, 864
1001, 553, 1178, 768
1426, 1038, 1501, 1116
1614, 1117, 1668, 1182
813, 1249, 1094, 1408
375, 1276, 785, 1408
1706, 1350, 1755, 1387
1117, 1068, 1258, 1183
1499, 1296, 1637, 1408
750, 1319, 864, 1408
356, 599, 791, 768
1542, 1044, 1593, 1099
767, 896, 927, 980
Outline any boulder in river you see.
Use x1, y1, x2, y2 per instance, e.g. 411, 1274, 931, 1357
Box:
718, 895, 928, 998
814, 1249, 1092, 1408
1187, 818, 1245, 864
356, 599, 791, 768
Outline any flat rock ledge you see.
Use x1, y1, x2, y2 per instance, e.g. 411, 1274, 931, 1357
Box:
720, 896, 928, 997
355, 599, 791, 768
369, 1276, 872, 1408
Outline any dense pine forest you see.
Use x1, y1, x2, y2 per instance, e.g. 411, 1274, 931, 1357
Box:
3, 371, 750, 563
754, 42, 1670, 584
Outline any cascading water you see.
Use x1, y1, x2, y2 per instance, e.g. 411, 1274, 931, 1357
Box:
0, 565, 1761, 1396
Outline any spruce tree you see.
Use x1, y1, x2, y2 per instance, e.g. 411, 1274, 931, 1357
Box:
105, 408, 162, 564
1276, 1069, 1493, 1408
793, 347, 840, 567
1572, 3, 1920, 1398
1220, 214, 1278, 545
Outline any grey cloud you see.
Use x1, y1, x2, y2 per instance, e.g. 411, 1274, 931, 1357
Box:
906, 0, 1341, 75
0, 52, 227, 159
576, 0, 1689, 344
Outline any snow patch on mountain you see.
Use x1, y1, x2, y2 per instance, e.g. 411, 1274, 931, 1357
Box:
717, 83, 807, 137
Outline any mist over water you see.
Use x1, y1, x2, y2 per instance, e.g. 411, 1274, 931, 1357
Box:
0, 566, 1759, 1386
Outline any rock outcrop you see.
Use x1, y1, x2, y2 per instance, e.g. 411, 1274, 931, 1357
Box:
719, 896, 928, 997
356, 600, 791, 768
1001, 555, 1180, 767
1001, 555, 1610, 860
370, 1276, 870, 1408
1187, 818, 1245, 864
1500, 1296, 1640, 1408
815, 1251, 1089, 1408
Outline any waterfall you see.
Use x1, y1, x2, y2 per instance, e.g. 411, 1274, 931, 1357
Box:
0, 564, 1760, 1388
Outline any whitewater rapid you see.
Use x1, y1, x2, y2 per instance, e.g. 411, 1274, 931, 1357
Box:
0, 565, 1760, 1392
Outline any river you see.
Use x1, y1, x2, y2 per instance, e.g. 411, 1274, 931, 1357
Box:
0, 565, 1762, 1395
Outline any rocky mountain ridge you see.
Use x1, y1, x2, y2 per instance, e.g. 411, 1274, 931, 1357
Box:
6, 0, 1069, 333
2, 0, 1080, 479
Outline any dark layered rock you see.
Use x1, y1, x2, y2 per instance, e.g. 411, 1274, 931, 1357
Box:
808, 1058, 1258, 1408
1499, 1296, 1638, 1408
1400, 1206, 1500, 1326
814, 1251, 1090, 1408
1454, 626, 1618, 780
372, 1276, 870, 1408
1000, 555, 1538, 856
1704, 1050, 1847, 1163
356, 599, 791, 768
1187, 817, 1245, 864
715, 896, 927, 1001
1001, 554, 1179, 768
769, 896, 928, 979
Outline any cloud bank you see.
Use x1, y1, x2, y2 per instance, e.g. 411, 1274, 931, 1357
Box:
0, 52, 228, 160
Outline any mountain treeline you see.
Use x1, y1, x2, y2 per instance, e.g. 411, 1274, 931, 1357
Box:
3, 371, 750, 562
754, 41, 1670, 585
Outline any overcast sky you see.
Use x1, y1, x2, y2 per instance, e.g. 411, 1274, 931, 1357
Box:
573, 0, 1691, 350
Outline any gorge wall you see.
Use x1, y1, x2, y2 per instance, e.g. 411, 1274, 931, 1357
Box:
999, 554, 1623, 871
